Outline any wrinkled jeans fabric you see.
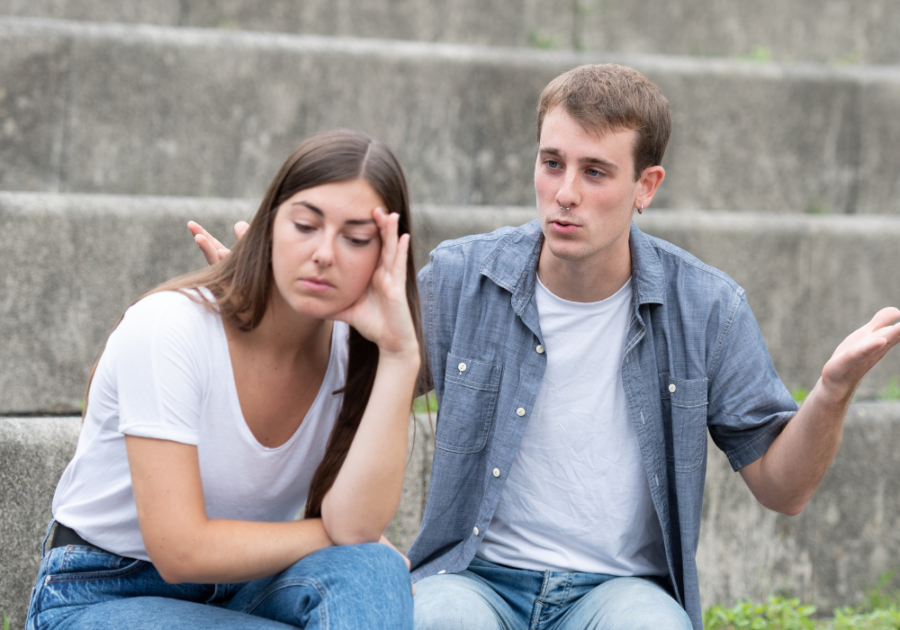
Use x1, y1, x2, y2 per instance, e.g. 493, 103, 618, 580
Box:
27, 522, 413, 630
414, 558, 692, 630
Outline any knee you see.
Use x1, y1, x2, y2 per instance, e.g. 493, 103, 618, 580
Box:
329, 543, 411, 595
580, 577, 691, 630
414, 574, 502, 630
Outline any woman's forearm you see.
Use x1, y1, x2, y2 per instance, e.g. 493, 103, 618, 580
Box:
320, 349, 421, 545
153, 517, 333, 584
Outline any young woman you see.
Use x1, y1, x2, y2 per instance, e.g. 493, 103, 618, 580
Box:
27, 130, 421, 630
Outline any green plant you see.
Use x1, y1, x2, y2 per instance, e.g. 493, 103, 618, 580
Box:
527, 30, 559, 49
412, 393, 438, 413
791, 387, 809, 404
704, 596, 817, 629
738, 45, 773, 62
877, 377, 900, 402
2, 609, 8, 630
807, 200, 830, 215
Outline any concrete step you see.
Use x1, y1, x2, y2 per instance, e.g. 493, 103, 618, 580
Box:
3, 404, 900, 627
1, 0, 899, 64
4, 17, 900, 214
0, 413, 433, 630
3, 192, 900, 415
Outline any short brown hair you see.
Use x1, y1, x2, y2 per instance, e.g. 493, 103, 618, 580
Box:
537, 64, 671, 180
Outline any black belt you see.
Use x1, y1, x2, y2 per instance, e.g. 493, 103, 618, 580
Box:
49, 523, 137, 562
50, 522, 100, 550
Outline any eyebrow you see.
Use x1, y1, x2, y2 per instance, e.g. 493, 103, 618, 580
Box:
539, 148, 619, 173
292, 201, 376, 226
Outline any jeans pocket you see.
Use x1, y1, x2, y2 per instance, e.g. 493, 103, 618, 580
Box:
436, 353, 502, 454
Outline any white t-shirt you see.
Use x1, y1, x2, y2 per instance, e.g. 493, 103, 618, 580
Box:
52, 290, 348, 562
477, 276, 667, 576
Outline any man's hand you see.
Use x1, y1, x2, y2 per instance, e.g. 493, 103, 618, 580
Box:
187, 220, 249, 266
740, 307, 900, 515
819, 307, 900, 404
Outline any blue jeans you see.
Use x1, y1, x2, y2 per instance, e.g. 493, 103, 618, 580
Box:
27, 522, 413, 630
414, 558, 692, 630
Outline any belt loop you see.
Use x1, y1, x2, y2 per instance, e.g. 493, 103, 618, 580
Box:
41, 519, 57, 558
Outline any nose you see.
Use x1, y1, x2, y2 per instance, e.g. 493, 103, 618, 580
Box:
312, 232, 335, 267
556, 170, 580, 210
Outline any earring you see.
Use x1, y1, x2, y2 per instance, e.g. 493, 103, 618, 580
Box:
636, 204, 643, 214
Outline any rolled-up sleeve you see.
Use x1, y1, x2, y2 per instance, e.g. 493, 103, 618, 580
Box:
706, 293, 798, 471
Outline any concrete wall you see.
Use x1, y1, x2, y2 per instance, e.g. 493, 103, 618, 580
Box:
4, 18, 900, 214
4, 193, 899, 415
5, 404, 900, 628
3, 0, 900, 64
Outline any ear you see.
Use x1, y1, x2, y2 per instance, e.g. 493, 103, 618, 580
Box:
634, 165, 665, 210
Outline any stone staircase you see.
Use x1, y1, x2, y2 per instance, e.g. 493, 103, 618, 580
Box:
3, 2, 900, 628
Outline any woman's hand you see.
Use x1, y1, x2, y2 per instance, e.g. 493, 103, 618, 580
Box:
187, 220, 249, 265
331, 208, 419, 358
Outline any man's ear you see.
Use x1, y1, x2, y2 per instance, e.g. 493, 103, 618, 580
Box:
635, 165, 665, 210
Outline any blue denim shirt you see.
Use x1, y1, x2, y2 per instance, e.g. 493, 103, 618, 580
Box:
408, 220, 797, 629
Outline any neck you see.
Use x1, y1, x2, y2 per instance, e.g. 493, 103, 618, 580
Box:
537, 239, 632, 303
233, 291, 333, 365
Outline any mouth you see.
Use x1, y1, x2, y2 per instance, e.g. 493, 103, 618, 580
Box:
549, 218, 580, 234
299, 277, 335, 292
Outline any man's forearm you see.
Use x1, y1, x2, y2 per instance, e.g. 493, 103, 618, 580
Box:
738, 377, 851, 515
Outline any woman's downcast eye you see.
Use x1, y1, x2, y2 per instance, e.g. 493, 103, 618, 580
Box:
294, 223, 315, 233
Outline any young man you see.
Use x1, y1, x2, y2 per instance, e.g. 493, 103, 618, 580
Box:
191, 64, 900, 629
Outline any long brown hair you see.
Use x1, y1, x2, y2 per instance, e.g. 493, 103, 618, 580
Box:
84, 129, 423, 519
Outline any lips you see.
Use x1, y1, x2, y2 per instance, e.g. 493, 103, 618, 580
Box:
550, 219, 580, 234
299, 277, 335, 292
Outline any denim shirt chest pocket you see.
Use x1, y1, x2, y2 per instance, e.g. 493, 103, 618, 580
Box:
662, 377, 709, 473
436, 352, 502, 454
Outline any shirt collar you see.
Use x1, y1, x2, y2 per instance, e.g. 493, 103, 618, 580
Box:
480, 220, 666, 307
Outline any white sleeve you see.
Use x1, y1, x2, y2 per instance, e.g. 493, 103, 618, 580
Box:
110, 292, 212, 446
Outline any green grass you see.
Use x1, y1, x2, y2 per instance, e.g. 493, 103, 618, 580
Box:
2, 609, 8, 630
412, 393, 438, 413
704, 572, 900, 629
877, 377, 900, 401
791, 387, 809, 404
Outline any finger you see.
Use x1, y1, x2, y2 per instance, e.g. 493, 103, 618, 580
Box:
234, 221, 250, 240
865, 307, 900, 333
392, 232, 411, 280
187, 221, 226, 251
379, 212, 401, 277
193, 233, 221, 266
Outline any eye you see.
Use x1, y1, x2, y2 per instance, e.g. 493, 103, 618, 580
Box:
346, 237, 373, 247
545, 159, 561, 170
294, 222, 315, 233
586, 168, 604, 178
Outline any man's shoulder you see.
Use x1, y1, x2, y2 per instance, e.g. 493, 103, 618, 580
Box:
426, 220, 541, 279
636, 229, 745, 302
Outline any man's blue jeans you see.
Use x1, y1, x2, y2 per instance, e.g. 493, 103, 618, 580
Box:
414, 558, 692, 630
27, 522, 413, 630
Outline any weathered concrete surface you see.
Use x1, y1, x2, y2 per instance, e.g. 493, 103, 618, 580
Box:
5, 406, 900, 627
4, 18, 900, 213
698, 402, 900, 610
0, 417, 81, 630
635, 210, 900, 398
4, 0, 900, 65
0, 414, 431, 630
4, 194, 899, 413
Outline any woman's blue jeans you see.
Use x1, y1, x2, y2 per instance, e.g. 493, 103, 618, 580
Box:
27, 522, 413, 630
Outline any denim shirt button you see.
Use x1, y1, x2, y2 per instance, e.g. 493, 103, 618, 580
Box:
458, 362, 467, 372
668, 383, 676, 393
473, 526, 480, 536
535, 344, 544, 354
516, 407, 526, 416
492, 468, 501, 477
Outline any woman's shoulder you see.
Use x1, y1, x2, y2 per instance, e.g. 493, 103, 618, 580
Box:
123, 288, 218, 327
